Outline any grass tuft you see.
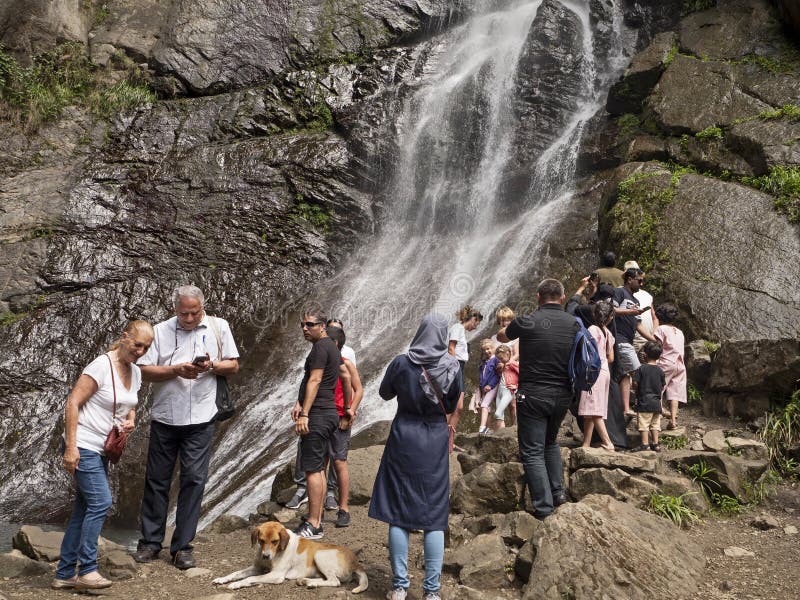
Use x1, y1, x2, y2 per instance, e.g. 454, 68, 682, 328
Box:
758, 390, 800, 478
742, 166, 800, 223
647, 492, 701, 527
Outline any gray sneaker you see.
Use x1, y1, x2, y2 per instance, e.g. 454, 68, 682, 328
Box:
423, 593, 442, 600
386, 589, 407, 600
324, 494, 339, 511
335, 509, 351, 528
285, 488, 308, 509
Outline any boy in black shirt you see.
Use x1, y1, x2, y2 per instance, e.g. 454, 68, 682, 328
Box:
632, 341, 666, 452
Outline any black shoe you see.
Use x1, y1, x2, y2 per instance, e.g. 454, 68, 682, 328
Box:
132, 545, 160, 563
335, 509, 351, 528
171, 550, 196, 570
294, 520, 324, 539
631, 444, 650, 452
553, 493, 568, 507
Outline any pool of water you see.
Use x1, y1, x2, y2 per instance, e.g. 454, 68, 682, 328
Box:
1, 520, 139, 553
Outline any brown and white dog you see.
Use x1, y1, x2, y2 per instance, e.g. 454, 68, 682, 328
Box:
212, 521, 368, 592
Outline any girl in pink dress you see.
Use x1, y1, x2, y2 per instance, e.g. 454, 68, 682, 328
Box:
653, 303, 687, 430
579, 302, 616, 451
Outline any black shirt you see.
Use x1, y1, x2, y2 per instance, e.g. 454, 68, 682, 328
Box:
634, 364, 665, 413
612, 286, 640, 344
298, 336, 341, 413
505, 304, 580, 393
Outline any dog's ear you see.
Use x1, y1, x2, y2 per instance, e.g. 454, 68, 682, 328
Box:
250, 527, 259, 547
278, 527, 290, 552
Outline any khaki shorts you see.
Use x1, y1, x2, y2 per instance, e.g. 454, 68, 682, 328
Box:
637, 412, 662, 432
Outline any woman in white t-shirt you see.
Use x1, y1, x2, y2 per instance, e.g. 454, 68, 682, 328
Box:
53, 320, 153, 592
447, 305, 483, 435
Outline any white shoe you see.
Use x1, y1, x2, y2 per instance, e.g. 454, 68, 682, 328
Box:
386, 588, 408, 600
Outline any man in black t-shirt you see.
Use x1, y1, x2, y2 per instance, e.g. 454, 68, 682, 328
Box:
612, 268, 656, 415
497, 279, 580, 519
292, 310, 351, 539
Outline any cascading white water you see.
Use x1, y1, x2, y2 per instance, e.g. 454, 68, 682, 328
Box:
198, 0, 632, 527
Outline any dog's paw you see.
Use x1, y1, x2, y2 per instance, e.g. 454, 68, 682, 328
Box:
228, 581, 250, 590
211, 577, 227, 585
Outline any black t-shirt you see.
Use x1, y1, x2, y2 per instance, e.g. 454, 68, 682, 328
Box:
634, 364, 665, 413
298, 337, 341, 413
612, 286, 640, 344
505, 304, 580, 393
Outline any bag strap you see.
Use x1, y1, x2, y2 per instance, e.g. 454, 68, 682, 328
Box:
421, 366, 448, 418
207, 316, 224, 361
105, 354, 118, 420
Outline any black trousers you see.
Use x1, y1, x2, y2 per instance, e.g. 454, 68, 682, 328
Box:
138, 419, 215, 555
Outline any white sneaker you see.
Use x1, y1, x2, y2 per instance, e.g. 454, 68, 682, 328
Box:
423, 593, 442, 600
386, 588, 407, 600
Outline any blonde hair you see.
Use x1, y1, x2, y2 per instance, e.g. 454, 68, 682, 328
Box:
480, 338, 494, 350
495, 344, 511, 357
495, 306, 515, 325
108, 320, 154, 351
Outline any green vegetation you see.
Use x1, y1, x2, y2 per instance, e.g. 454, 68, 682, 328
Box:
687, 384, 702, 403
646, 492, 700, 527
664, 44, 679, 67
0, 311, 25, 328
289, 194, 333, 234
758, 103, 800, 122
710, 493, 745, 515
742, 166, 800, 223
695, 125, 723, 141
314, 0, 380, 66
703, 340, 720, 354
687, 459, 720, 498
617, 113, 640, 140
0, 42, 155, 131
758, 389, 800, 478
93, 3, 110, 27
661, 435, 688, 450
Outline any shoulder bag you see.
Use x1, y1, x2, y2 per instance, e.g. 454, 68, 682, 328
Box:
208, 317, 235, 422
421, 366, 456, 453
103, 354, 128, 464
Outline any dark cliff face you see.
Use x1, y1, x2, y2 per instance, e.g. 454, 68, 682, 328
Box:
0, 0, 676, 523
582, 0, 800, 419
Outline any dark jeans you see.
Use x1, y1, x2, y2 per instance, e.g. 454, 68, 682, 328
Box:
56, 448, 112, 579
516, 387, 572, 516
138, 419, 215, 555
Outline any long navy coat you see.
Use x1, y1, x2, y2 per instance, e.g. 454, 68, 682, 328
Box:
369, 355, 462, 531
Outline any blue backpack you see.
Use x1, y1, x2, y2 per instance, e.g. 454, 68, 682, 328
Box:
569, 316, 602, 394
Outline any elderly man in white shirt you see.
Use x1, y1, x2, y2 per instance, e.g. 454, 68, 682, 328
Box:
132, 285, 239, 569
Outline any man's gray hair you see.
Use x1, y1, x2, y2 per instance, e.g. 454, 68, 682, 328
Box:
173, 285, 205, 308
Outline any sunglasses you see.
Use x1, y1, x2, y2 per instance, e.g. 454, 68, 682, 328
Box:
300, 321, 323, 329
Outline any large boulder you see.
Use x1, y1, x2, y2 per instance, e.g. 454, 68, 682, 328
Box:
702, 429, 769, 460
444, 532, 514, 589
603, 164, 800, 418
12, 525, 62, 561
668, 450, 770, 500
705, 339, 800, 419
569, 446, 658, 473
461, 511, 541, 548
207, 514, 249, 534
569, 467, 657, 503
0, 550, 51, 577
522, 494, 705, 599
0, 0, 89, 59
606, 31, 675, 115
450, 462, 526, 516
455, 428, 519, 467
345, 445, 383, 505
89, 0, 170, 63
685, 340, 713, 389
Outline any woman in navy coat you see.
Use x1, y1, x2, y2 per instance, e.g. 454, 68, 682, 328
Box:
369, 314, 462, 600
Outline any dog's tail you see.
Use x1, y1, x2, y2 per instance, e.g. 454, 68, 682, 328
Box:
352, 568, 368, 594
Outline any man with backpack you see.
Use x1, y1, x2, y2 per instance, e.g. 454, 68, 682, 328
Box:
497, 279, 582, 519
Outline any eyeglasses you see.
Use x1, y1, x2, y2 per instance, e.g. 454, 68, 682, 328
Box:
300, 321, 323, 329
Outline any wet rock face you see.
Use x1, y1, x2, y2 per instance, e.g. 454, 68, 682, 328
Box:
0, 0, 89, 59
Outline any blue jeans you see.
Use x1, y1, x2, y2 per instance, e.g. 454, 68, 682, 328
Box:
388, 526, 444, 593
56, 448, 112, 579
516, 387, 572, 516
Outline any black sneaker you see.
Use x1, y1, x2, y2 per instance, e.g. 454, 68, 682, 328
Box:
631, 444, 650, 452
132, 545, 160, 563
553, 493, 568, 507
335, 509, 351, 528
171, 549, 196, 570
324, 494, 339, 511
295, 520, 323, 539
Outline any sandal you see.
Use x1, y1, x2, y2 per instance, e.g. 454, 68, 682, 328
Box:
666, 422, 677, 430
650, 443, 663, 452
631, 444, 650, 452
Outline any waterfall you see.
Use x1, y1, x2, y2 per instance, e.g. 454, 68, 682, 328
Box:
198, 0, 633, 527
